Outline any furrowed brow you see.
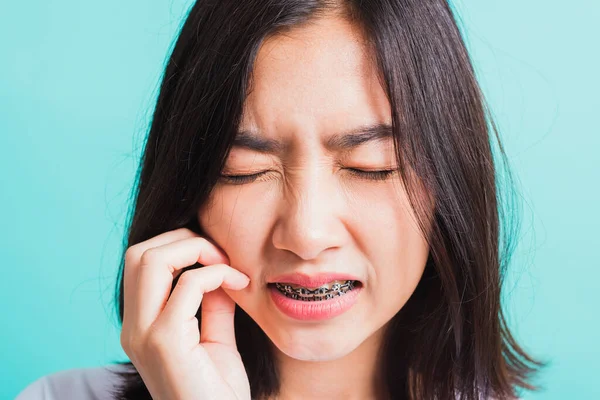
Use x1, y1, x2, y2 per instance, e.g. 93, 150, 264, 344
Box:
325, 123, 393, 152
232, 123, 393, 155
231, 131, 284, 154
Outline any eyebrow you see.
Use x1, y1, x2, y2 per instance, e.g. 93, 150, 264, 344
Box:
232, 123, 394, 155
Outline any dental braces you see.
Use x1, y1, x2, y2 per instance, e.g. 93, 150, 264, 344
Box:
274, 280, 356, 297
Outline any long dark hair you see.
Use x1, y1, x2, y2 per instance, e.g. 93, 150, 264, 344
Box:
107, 0, 547, 399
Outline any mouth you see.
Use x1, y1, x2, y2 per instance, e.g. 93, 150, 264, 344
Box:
267, 280, 362, 302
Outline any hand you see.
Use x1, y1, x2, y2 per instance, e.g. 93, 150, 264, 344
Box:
120, 227, 251, 400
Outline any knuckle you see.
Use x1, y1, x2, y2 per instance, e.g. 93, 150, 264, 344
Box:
176, 270, 198, 289
145, 325, 169, 352
139, 247, 163, 267
120, 330, 135, 355
120, 325, 151, 360
124, 245, 142, 265
119, 331, 127, 350
192, 237, 224, 257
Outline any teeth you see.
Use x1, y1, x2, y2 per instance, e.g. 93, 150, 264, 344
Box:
274, 280, 357, 299
286, 279, 350, 291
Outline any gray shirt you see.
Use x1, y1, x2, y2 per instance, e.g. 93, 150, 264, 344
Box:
15, 364, 129, 400
15, 364, 519, 399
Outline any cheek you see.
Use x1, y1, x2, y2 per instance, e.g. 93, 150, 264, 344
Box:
363, 225, 428, 325
197, 187, 276, 277
351, 185, 429, 310
371, 232, 428, 307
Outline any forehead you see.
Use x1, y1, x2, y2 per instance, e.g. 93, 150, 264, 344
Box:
239, 16, 391, 147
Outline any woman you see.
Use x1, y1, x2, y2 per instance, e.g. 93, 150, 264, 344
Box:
16, 0, 546, 399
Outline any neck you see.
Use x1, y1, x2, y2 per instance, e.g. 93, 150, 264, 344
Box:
266, 324, 390, 400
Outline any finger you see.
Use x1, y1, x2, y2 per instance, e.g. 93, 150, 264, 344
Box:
133, 238, 239, 331
200, 287, 238, 347
123, 228, 201, 326
160, 263, 248, 324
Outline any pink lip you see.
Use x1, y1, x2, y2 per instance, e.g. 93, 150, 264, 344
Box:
268, 272, 361, 288
268, 284, 362, 321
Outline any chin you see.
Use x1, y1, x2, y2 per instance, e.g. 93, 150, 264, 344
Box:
266, 323, 365, 361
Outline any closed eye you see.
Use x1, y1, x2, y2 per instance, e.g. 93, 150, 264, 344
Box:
219, 168, 397, 185
345, 168, 396, 181
219, 171, 267, 185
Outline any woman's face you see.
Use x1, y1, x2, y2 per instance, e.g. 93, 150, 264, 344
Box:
197, 16, 431, 361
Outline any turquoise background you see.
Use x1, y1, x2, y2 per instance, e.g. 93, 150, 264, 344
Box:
2, 0, 598, 398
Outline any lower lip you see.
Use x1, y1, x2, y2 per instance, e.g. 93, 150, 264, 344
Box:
268, 284, 362, 321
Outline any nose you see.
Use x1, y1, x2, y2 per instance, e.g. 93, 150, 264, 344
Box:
271, 166, 347, 261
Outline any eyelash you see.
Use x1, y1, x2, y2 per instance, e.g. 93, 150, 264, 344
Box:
219, 168, 396, 185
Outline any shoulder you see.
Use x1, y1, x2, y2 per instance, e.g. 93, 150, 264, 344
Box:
15, 363, 131, 400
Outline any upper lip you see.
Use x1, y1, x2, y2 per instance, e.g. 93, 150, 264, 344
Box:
268, 272, 362, 287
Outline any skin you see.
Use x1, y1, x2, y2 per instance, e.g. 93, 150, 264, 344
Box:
197, 15, 432, 400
